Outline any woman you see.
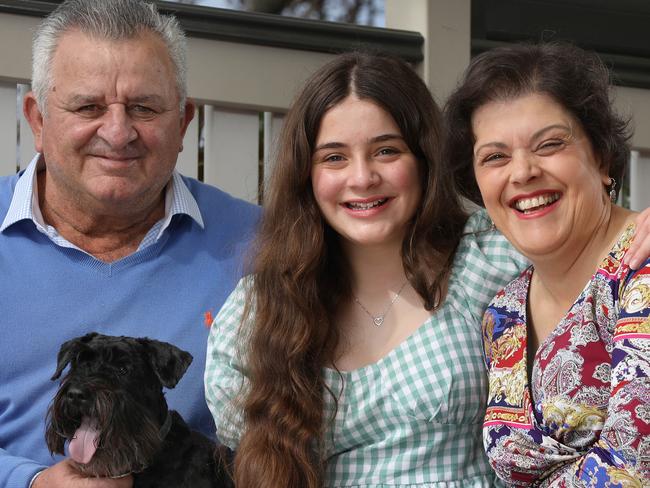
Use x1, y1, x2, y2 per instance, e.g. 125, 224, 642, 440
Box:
445, 42, 650, 486
205, 51, 650, 488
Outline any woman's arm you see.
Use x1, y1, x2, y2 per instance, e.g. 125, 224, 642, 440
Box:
548, 258, 650, 485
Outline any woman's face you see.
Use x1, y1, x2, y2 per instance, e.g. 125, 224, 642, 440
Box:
471, 92, 610, 260
311, 95, 422, 251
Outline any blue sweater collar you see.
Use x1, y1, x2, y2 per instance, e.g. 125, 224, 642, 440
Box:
1, 155, 204, 239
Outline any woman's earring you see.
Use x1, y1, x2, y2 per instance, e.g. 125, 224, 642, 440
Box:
609, 178, 617, 203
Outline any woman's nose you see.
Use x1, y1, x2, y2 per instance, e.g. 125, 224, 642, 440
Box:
509, 151, 541, 184
349, 157, 380, 188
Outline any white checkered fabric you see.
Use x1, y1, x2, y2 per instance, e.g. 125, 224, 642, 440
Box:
205, 209, 527, 487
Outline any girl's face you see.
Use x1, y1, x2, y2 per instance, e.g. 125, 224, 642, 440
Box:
472, 92, 610, 260
311, 95, 422, 251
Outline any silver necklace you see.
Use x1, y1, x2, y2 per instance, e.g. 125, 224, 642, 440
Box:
353, 280, 408, 327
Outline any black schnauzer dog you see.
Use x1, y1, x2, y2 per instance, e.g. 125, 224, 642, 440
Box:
45, 332, 233, 487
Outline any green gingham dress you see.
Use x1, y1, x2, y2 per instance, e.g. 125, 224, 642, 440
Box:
204, 210, 527, 487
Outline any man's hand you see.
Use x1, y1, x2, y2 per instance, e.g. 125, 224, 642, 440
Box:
32, 459, 133, 488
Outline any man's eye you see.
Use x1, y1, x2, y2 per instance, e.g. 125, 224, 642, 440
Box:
77, 105, 101, 113
130, 105, 156, 115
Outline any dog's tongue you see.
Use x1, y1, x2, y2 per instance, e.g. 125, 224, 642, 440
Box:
69, 418, 99, 464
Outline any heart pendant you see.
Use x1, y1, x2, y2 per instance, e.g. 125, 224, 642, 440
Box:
373, 317, 384, 326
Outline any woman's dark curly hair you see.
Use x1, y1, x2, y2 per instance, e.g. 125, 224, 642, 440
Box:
444, 42, 632, 206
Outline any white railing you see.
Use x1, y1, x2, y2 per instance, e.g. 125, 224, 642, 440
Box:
630, 151, 650, 211
0, 83, 33, 176
0, 5, 387, 205
0, 3, 419, 205
1, 2, 648, 210
0, 81, 283, 205
5, 78, 649, 210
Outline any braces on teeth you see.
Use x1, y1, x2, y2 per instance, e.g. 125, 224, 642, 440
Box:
347, 199, 387, 210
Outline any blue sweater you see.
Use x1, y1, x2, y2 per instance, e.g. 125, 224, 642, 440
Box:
0, 172, 260, 488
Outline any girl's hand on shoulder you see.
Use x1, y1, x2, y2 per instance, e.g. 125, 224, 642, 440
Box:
626, 208, 650, 269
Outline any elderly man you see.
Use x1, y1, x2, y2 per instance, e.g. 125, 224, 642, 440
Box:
0, 1, 260, 487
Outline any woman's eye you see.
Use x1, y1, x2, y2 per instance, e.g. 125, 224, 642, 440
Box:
537, 140, 564, 154
483, 153, 506, 164
324, 154, 344, 163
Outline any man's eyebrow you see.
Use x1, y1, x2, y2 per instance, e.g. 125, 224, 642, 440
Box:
128, 95, 167, 105
65, 94, 102, 105
65, 94, 168, 105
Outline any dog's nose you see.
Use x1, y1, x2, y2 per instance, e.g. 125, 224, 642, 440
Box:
66, 387, 87, 404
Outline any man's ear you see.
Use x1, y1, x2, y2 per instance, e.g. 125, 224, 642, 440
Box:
23, 91, 44, 153
179, 99, 196, 142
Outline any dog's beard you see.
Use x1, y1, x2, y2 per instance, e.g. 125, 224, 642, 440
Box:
46, 384, 164, 478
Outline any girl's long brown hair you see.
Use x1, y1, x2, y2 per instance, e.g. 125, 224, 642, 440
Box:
234, 52, 468, 487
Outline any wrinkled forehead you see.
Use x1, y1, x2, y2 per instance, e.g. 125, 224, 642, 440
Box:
49, 29, 180, 102
52, 27, 174, 68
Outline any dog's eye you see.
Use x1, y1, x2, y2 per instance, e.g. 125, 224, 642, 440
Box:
117, 367, 128, 376
76, 350, 95, 364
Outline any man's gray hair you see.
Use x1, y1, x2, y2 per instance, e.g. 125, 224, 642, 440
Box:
32, 0, 188, 114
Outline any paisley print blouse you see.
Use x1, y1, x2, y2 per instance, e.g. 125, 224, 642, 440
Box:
482, 225, 650, 487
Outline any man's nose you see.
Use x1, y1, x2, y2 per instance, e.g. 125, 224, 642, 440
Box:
96, 105, 138, 148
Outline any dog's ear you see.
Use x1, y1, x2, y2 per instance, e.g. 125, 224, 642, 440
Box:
51, 332, 99, 380
139, 338, 193, 389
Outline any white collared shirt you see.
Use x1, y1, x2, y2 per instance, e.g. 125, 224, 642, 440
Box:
1, 154, 204, 254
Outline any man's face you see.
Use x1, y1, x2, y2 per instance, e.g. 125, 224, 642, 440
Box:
25, 29, 194, 217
